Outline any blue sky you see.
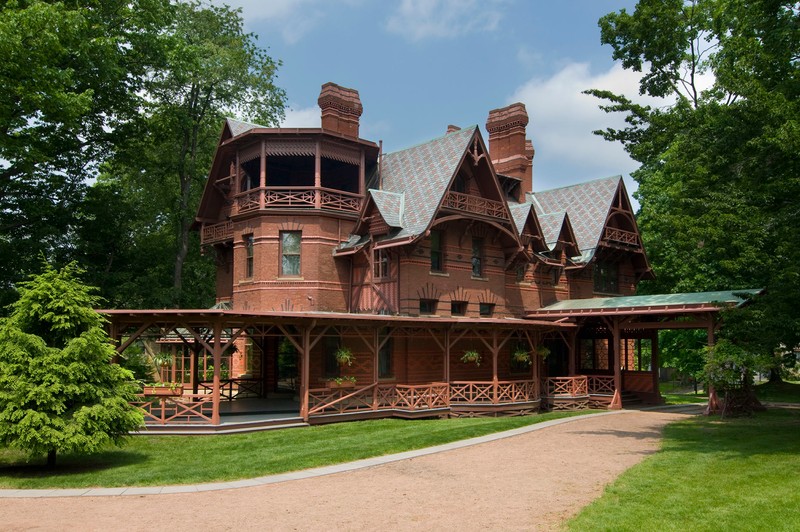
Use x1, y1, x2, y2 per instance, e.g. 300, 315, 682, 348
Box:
216, 0, 653, 198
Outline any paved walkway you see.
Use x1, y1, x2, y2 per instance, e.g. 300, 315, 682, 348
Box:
0, 406, 702, 531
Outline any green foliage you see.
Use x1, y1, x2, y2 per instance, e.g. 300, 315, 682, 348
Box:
0, 262, 142, 465
591, 0, 800, 381
461, 350, 482, 366
334, 346, 355, 367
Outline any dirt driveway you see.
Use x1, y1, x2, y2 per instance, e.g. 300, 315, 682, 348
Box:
0, 409, 696, 531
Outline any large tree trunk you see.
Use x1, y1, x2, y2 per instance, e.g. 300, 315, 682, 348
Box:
768, 367, 783, 384
47, 449, 56, 468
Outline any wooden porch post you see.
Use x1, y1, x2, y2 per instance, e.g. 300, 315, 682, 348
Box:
444, 328, 450, 383
492, 329, 499, 403
609, 318, 623, 410
211, 319, 223, 425
258, 139, 266, 209
705, 320, 721, 415
651, 330, 661, 403
314, 140, 321, 208
567, 328, 577, 376
373, 327, 379, 410
299, 326, 311, 422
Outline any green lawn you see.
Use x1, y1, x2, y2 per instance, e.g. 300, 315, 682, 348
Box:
754, 379, 800, 403
661, 391, 708, 405
567, 407, 800, 531
0, 410, 590, 489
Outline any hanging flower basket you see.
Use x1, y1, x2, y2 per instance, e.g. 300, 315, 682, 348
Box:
461, 350, 482, 366
534, 345, 551, 359
512, 349, 532, 367
335, 346, 355, 367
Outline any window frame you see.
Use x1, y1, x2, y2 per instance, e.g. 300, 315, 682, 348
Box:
279, 230, 302, 277
450, 300, 467, 316
430, 230, 444, 272
471, 237, 484, 277
593, 262, 619, 294
419, 299, 438, 315
244, 234, 254, 279
373, 249, 389, 279
479, 302, 495, 317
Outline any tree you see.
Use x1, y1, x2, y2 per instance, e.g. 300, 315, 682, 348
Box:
589, 0, 800, 388
0, 262, 142, 467
102, 1, 287, 307
0, 0, 172, 309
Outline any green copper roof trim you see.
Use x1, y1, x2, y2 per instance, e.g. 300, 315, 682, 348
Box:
535, 289, 763, 312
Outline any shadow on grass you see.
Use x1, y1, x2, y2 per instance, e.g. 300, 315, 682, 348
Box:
755, 380, 800, 403
0, 449, 148, 480
662, 407, 800, 459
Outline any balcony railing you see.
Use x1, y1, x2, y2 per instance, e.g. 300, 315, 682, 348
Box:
442, 191, 508, 221
450, 380, 538, 404
201, 221, 234, 245
234, 186, 362, 215
308, 382, 450, 416
604, 227, 639, 246
543, 376, 588, 397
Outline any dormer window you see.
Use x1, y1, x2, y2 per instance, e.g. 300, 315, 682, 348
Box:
593, 262, 618, 294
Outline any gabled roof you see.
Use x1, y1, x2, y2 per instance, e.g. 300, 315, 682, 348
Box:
508, 203, 547, 254
536, 211, 567, 249
225, 117, 267, 138
377, 126, 477, 240
530, 176, 621, 262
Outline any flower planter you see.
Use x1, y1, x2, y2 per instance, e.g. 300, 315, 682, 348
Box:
143, 385, 184, 397
326, 381, 355, 389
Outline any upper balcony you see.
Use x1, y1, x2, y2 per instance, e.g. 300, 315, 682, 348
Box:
234, 186, 362, 215
441, 191, 508, 222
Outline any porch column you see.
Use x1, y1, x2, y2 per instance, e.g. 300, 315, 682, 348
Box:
211, 319, 223, 425
491, 330, 499, 403
651, 330, 661, 402
314, 141, 321, 208
299, 326, 311, 421
443, 328, 450, 383
704, 320, 721, 415
609, 318, 623, 410
258, 139, 266, 209
567, 329, 577, 376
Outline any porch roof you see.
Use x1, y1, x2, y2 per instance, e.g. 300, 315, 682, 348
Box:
100, 308, 572, 330
526, 289, 763, 319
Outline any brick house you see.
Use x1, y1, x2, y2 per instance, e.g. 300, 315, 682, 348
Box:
108, 83, 757, 427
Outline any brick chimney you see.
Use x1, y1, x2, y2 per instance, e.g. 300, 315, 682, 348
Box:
486, 103, 534, 195
318, 82, 363, 139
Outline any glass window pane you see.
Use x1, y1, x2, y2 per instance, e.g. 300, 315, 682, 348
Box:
282, 232, 300, 253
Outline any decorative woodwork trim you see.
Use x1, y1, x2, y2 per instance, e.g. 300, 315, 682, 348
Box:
321, 141, 361, 165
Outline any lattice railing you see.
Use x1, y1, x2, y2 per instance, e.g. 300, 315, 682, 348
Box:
442, 191, 507, 221
308, 382, 449, 416
133, 394, 214, 424
451, 380, 538, 404
604, 227, 639, 246
587, 375, 615, 395
543, 376, 588, 397
235, 189, 261, 212
198, 378, 262, 400
264, 187, 316, 208
201, 221, 233, 245
320, 189, 362, 213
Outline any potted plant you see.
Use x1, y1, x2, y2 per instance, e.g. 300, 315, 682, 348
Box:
326, 376, 357, 389
512, 348, 532, 367
534, 345, 551, 359
461, 349, 482, 366
335, 346, 355, 367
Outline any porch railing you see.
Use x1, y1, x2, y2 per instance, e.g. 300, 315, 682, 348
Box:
442, 191, 507, 221
587, 375, 615, 395
133, 394, 213, 425
308, 382, 450, 416
543, 376, 588, 397
450, 380, 539, 404
234, 186, 362, 214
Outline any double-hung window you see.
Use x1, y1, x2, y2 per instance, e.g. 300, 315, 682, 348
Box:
280, 231, 301, 277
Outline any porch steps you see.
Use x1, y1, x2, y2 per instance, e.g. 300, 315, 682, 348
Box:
135, 417, 308, 435
621, 391, 643, 408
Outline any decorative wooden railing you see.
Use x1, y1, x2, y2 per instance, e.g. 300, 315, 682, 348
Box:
133, 394, 213, 424
308, 382, 450, 417
450, 380, 538, 404
543, 376, 589, 397
234, 186, 362, 214
198, 378, 262, 400
587, 375, 615, 395
442, 191, 508, 221
604, 227, 639, 246
201, 221, 234, 245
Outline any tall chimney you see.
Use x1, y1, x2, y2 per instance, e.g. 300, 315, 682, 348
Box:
318, 82, 363, 139
486, 103, 534, 195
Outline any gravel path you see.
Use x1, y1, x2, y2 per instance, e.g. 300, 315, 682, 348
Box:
0, 409, 695, 531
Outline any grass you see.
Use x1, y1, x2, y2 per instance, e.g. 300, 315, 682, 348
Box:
754, 379, 800, 403
0, 410, 591, 489
567, 407, 800, 531
661, 391, 708, 405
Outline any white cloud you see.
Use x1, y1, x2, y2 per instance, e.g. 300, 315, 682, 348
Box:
509, 62, 669, 192
386, 0, 503, 42
280, 105, 321, 128
210, 0, 325, 44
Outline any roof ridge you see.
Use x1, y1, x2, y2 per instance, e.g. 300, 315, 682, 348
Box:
535, 174, 621, 194
383, 125, 478, 157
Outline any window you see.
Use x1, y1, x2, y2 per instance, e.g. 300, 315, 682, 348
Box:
323, 337, 340, 378
471, 237, 483, 277
378, 329, 393, 379
516, 263, 527, 282
452, 174, 466, 194
621, 338, 652, 371
451, 301, 467, 316
280, 231, 301, 276
479, 303, 495, 317
430, 231, 443, 272
244, 234, 254, 278
419, 299, 437, 315
373, 249, 389, 279
593, 262, 619, 293
552, 267, 561, 285
579, 338, 610, 371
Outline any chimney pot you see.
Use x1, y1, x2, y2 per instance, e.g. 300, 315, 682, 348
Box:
318, 82, 363, 139
486, 102, 533, 195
